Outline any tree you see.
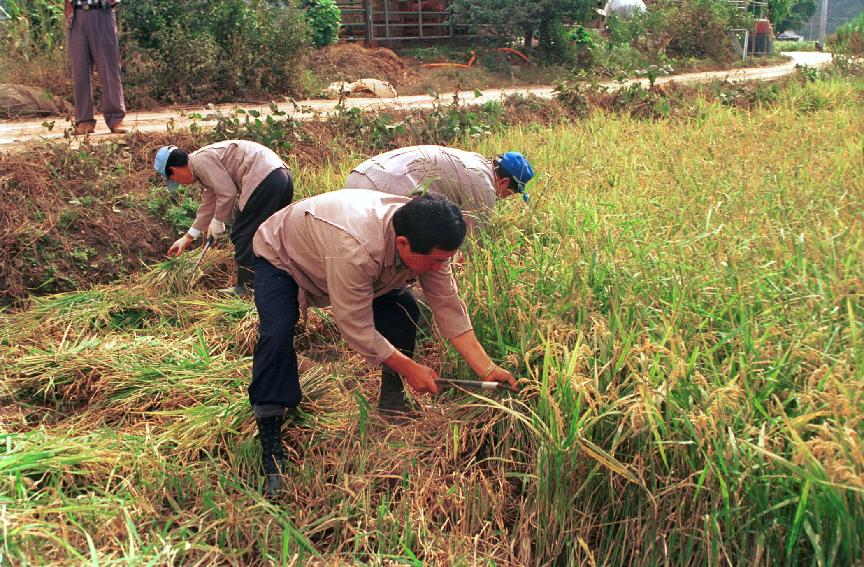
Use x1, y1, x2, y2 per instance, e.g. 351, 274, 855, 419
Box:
775, 0, 816, 31
768, 0, 818, 30
453, 0, 595, 54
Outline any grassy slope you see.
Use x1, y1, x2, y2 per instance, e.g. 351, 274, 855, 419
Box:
1, 77, 863, 565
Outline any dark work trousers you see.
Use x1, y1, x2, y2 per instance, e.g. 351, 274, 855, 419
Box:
230, 168, 294, 289
249, 257, 420, 408
67, 7, 126, 128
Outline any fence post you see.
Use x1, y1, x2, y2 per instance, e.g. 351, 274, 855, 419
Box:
364, 0, 373, 45
384, 0, 391, 41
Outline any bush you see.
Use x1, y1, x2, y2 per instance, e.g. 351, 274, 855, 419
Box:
0, 0, 312, 107
607, 0, 746, 63
0, 0, 65, 55
120, 0, 311, 105
593, 43, 653, 77
562, 25, 598, 69
188, 103, 304, 154
832, 10, 864, 55
0, 0, 70, 99
305, 0, 341, 48
451, 0, 595, 55
665, 1, 736, 60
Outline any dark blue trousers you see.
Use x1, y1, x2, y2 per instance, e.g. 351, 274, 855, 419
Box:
230, 168, 293, 289
249, 257, 420, 407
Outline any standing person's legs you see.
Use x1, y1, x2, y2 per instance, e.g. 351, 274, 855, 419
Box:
88, 7, 126, 130
249, 256, 301, 496
372, 289, 420, 418
230, 168, 294, 291
67, 11, 95, 130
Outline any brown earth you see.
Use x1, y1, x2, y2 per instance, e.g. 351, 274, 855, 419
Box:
310, 43, 415, 87
0, 131, 202, 305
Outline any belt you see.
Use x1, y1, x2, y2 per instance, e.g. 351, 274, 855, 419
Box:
74, 4, 112, 9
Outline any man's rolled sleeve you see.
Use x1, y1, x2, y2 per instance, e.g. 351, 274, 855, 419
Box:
419, 265, 472, 338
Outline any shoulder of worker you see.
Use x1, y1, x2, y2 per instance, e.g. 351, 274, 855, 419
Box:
294, 189, 410, 232
257, 190, 408, 271
364, 144, 457, 164
194, 139, 276, 156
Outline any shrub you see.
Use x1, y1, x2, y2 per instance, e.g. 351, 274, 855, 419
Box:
305, 0, 342, 48
0, 0, 312, 107
0, 0, 70, 99
664, 0, 740, 61
120, 0, 311, 105
593, 42, 653, 77
605, 0, 747, 64
398, 99, 505, 145
832, 10, 864, 55
188, 103, 304, 154
451, 0, 595, 55
554, 80, 594, 117
563, 25, 598, 69
0, 0, 65, 55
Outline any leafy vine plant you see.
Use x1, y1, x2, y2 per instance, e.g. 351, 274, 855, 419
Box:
305, 0, 342, 48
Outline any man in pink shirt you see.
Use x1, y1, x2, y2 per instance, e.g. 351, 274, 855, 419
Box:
344, 146, 534, 227
154, 140, 294, 295
251, 190, 516, 497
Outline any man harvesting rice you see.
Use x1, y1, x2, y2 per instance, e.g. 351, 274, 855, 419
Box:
250, 190, 516, 496
154, 140, 294, 295
344, 145, 534, 227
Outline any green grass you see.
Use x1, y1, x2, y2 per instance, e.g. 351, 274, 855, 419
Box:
2, 75, 863, 565
774, 40, 820, 52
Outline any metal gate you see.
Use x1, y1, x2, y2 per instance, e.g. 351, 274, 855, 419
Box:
335, 0, 456, 44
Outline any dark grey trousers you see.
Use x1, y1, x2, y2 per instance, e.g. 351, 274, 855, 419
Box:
67, 7, 126, 128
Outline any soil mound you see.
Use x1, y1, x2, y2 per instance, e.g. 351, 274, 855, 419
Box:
0, 132, 200, 306
0, 84, 71, 118
310, 43, 413, 86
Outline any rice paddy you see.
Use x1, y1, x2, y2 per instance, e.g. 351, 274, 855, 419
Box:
1, 75, 863, 565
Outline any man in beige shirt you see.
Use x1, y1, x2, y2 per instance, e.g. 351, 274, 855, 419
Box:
250, 190, 516, 496
154, 140, 294, 294
344, 145, 535, 226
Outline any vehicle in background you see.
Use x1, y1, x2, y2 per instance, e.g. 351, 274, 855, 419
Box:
777, 30, 804, 41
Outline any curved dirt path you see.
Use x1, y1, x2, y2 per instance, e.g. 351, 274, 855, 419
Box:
0, 52, 831, 149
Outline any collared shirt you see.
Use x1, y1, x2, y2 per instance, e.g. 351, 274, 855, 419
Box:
253, 189, 473, 366
347, 145, 497, 226
188, 140, 289, 233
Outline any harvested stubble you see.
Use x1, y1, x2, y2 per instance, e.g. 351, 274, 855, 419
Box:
2, 74, 864, 565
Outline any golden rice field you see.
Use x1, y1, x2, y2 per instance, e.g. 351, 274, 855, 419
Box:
2, 75, 863, 565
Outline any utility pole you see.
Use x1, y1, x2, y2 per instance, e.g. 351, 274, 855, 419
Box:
819, 0, 829, 41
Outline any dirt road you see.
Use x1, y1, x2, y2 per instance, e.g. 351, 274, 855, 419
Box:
0, 52, 832, 149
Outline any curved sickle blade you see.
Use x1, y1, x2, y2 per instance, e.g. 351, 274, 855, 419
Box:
193, 235, 215, 270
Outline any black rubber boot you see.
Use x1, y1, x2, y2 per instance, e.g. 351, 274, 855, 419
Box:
378, 367, 418, 423
219, 265, 254, 297
256, 414, 284, 498
236, 264, 255, 292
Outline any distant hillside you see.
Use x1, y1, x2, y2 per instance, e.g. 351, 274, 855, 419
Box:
800, 0, 864, 38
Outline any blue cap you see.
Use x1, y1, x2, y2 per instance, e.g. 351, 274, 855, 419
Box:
498, 151, 534, 203
154, 145, 179, 191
